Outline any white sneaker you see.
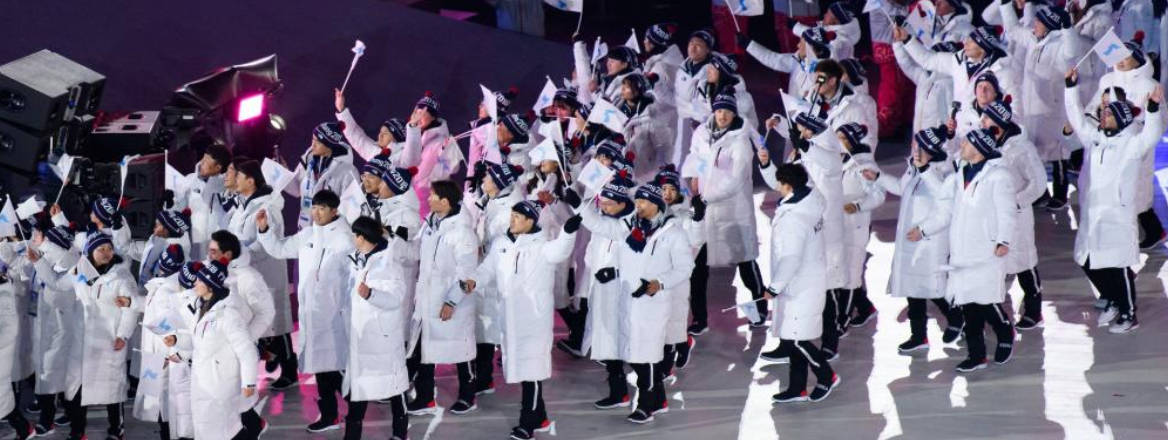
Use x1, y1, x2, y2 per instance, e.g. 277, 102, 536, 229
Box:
1097, 306, 1118, 327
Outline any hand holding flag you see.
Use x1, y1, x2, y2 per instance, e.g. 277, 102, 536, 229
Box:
261, 158, 296, 195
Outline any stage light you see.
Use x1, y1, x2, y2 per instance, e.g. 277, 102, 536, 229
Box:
237, 94, 264, 123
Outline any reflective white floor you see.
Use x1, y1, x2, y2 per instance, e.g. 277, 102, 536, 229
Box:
10, 153, 1168, 440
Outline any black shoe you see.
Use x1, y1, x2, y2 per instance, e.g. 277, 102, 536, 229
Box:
33, 423, 55, 437
942, 324, 963, 344
555, 339, 584, 358
509, 426, 534, 440
759, 345, 790, 363
1109, 314, 1140, 334
474, 380, 496, 396
675, 336, 695, 369
269, 376, 298, 391
306, 418, 341, 433
849, 307, 877, 327
748, 319, 767, 329
1044, 199, 1069, 211
25, 399, 40, 414
406, 398, 439, 416
449, 399, 477, 415
897, 338, 929, 353
54, 414, 70, 427
771, 388, 809, 403
105, 428, 125, 440
994, 342, 1014, 364
593, 394, 630, 409
808, 374, 840, 402
264, 359, 278, 374
1140, 231, 1167, 250
626, 409, 654, 424
1015, 315, 1043, 331
823, 348, 839, 362
955, 358, 988, 373
687, 322, 709, 336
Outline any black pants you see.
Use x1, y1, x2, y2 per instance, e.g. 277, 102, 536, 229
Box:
656, 344, 676, 376
833, 288, 852, 330
233, 408, 263, 440
602, 360, 627, 399
1138, 208, 1165, 242
557, 304, 588, 351
906, 298, 961, 340
788, 340, 833, 392
474, 343, 496, 389
850, 287, 873, 316
35, 393, 58, 428
260, 333, 299, 381
64, 388, 123, 436
961, 303, 1014, 361
821, 290, 840, 354
407, 337, 476, 404
1010, 268, 1043, 320
629, 363, 665, 413
1069, 148, 1083, 172
689, 246, 710, 326
1082, 261, 1138, 315
315, 371, 344, 422
346, 394, 407, 439
158, 419, 171, 440
738, 260, 767, 319
1051, 160, 1071, 202
519, 381, 547, 431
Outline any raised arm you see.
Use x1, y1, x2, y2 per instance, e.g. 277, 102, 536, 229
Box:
745, 42, 801, 74
337, 109, 383, 161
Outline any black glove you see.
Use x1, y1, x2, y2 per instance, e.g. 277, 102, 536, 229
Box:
1150, 100, 1161, 113
631, 278, 650, 298
691, 195, 707, 222
736, 33, 751, 50
563, 214, 582, 233
594, 267, 617, 283
393, 226, 409, 240
1065, 72, 1078, 88
562, 188, 582, 209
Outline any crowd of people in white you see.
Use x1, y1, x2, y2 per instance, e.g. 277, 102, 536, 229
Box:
1, 0, 1165, 439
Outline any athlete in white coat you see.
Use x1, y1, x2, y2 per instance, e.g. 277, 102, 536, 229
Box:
942, 129, 1018, 373
1088, 42, 1167, 248
222, 159, 293, 382
342, 217, 410, 440
257, 189, 355, 433
176, 259, 262, 440
760, 113, 845, 361
404, 92, 457, 216
681, 94, 766, 327
619, 73, 676, 181
895, 39, 960, 133
33, 233, 137, 439
672, 29, 717, 165
0, 239, 33, 439
877, 127, 965, 352
980, 99, 1048, 330
896, 24, 1020, 115
739, 26, 828, 101
25, 224, 80, 435
579, 182, 694, 424
129, 244, 187, 438
334, 88, 408, 164
463, 162, 525, 394
285, 122, 360, 229
642, 23, 684, 111
574, 175, 637, 409
653, 166, 702, 375
464, 200, 577, 439
1065, 69, 1166, 333
790, 2, 862, 60
170, 144, 232, 261
408, 181, 481, 416
761, 163, 840, 404
836, 123, 886, 328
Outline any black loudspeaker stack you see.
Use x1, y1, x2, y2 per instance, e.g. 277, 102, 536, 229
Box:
0, 50, 165, 239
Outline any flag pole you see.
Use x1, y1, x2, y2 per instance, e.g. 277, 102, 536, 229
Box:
727, 3, 743, 33
574, 9, 584, 35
